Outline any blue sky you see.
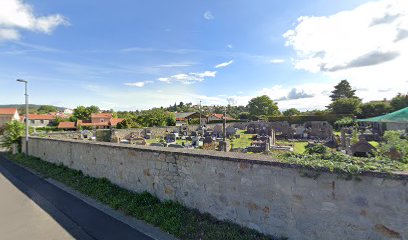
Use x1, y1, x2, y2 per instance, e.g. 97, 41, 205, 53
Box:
1, 0, 407, 110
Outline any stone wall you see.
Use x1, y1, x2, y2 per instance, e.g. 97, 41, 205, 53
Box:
24, 137, 408, 240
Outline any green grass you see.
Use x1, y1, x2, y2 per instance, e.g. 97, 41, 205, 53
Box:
231, 130, 256, 149
276, 141, 308, 154
7, 153, 280, 240
369, 141, 380, 148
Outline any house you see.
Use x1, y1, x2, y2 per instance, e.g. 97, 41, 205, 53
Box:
207, 113, 234, 123
24, 114, 56, 128
63, 108, 74, 114
91, 113, 113, 124
0, 108, 20, 127
175, 112, 203, 126
57, 113, 124, 130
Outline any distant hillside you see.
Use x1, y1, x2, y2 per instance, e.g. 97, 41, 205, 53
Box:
0, 104, 66, 113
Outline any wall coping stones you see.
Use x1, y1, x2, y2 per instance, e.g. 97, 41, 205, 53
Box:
29, 136, 408, 180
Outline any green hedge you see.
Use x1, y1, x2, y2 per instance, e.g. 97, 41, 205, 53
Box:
267, 114, 354, 124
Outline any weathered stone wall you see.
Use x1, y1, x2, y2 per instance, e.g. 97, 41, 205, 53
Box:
24, 137, 408, 240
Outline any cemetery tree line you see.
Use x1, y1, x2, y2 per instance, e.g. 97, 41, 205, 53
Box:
66, 80, 407, 128
328, 79, 408, 116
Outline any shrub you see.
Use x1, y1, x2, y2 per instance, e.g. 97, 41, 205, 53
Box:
304, 143, 329, 155
1, 120, 25, 151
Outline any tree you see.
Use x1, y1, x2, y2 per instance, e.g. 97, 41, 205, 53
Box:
137, 109, 171, 127
37, 105, 58, 114
72, 105, 100, 121
390, 93, 408, 111
330, 80, 358, 102
282, 108, 301, 117
330, 98, 361, 114
116, 117, 141, 129
166, 112, 176, 126
1, 120, 25, 151
247, 95, 280, 118
334, 117, 354, 130
360, 102, 391, 118
238, 112, 250, 120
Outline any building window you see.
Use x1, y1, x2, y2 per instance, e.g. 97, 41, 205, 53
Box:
100, 119, 104, 122
40, 120, 44, 124
31, 120, 35, 124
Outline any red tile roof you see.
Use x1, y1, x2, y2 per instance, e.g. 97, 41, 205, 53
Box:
110, 118, 124, 126
58, 122, 76, 129
211, 114, 224, 119
0, 108, 17, 115
27, 114, 56, 120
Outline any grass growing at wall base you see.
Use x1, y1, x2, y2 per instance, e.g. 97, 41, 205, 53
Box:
6, 153, 282, 240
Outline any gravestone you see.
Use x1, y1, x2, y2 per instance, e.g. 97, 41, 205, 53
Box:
226, 127, 236, 138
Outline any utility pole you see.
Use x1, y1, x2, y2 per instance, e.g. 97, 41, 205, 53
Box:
223, 106, 226, 142
199, 100, 202, 127
17, 79, 29, 156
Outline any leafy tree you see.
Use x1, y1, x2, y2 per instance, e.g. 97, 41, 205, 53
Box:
1, 120, 25, 151
330, 98, 361, 114
116, 117, 141, 129
282, 108, 301, 117
72, 105, 100, 121
166, 112, 176, 126
334, 117, 354, 130
137, 108, 170, 127
238, 112, 250, 120
247, 95, 280, 118
330, 80, 358, 102
360, 102, 391, 118
390, 93, 408, 111
37, 105, 58, 114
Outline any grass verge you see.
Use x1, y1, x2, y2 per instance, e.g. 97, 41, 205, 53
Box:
6, 153, 281, 240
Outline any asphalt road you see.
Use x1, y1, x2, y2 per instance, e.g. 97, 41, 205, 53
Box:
0, 154, 154, 240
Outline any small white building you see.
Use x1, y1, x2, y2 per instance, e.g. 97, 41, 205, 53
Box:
63, 108, 74, 114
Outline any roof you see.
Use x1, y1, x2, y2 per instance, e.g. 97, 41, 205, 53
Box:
175, 112, 198, 120
91, 113, 112, 118
27, 114, 56, 120
0, 108, 17, 115
209, 113, 224, 119
208, 113, 234, 121
58, 122, 76, 129
110, 118, 124, 126
357, 107, 408, 123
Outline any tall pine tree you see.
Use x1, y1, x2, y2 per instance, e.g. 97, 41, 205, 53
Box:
329, 80, 359, 101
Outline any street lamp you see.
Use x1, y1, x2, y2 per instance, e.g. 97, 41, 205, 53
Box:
16, 79, 29, 156
199, 100, 202, 127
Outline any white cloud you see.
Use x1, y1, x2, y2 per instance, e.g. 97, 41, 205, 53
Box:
227, 44, 233, 49
269, 59, 285, 64
156, 62, 195, 68
157, 71, 217, 85
283, 0, 408, 103
0, 0, 69, 41
203, 11, 214, 20
124, 81, 153, 87
215, 60, 234, 68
